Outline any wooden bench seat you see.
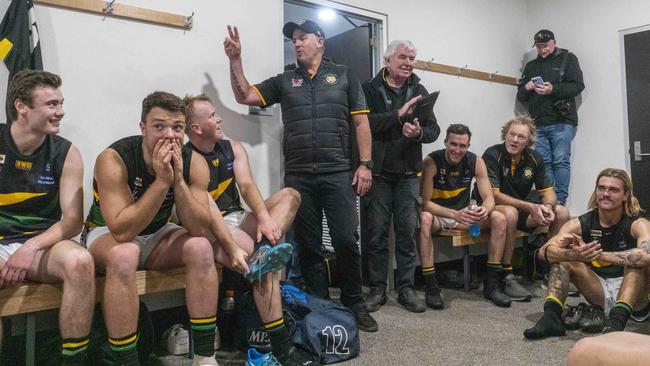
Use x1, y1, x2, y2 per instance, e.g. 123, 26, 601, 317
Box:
433, 226, 549, 291
0, 267, 188, 366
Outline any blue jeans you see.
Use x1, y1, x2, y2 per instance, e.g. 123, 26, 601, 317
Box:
534, 122, 577, 205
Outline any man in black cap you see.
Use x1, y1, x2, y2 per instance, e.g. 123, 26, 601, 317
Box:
517, 29, 584, 207
223, 20, 378, 332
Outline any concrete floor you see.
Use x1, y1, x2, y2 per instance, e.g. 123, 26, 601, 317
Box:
157, 277, 650, 366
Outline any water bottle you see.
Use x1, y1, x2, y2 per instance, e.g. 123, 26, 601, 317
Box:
467, 199, 481, 237
219, 289, 235, 350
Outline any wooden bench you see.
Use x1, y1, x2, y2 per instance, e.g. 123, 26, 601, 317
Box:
0, 268, 187, 366
433, 226, 549, 291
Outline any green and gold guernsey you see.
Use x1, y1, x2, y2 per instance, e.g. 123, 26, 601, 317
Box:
186, 140, 244, 216
85, 136, 192, 236
429, 149, 476, 210
580, 210, 639, 279
0, 124, 71, 245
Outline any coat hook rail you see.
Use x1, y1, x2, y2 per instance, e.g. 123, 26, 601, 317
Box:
414, 60, 517, 86
34, 0, 194, 30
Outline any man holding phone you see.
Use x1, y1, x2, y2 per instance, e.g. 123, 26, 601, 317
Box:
360, 39, 440, 313
517, 29, 585, 206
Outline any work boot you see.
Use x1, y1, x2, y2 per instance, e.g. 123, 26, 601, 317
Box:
483, 271, 511, 308
397, 288, 426, 313
425, 286, 444, 310
350, 303, 378, 332
364, 287, 387, 313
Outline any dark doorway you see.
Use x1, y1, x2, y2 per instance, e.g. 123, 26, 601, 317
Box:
624, 29, 650, 214
324, 25, 373, 82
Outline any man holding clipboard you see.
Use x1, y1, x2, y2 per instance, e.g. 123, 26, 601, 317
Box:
361, 40, 440, 313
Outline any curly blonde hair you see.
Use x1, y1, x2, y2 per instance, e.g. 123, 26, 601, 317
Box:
500, 114, 536, 148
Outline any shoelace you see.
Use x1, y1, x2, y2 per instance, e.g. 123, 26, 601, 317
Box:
249, 245, 275, 313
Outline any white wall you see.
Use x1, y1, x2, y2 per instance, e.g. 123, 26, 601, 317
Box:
26, 0, 285, 211
525, 0, 650, 213
8, 0, 639, 226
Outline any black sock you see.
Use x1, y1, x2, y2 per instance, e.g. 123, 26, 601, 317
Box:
190, 315, 217, 357
422, 266, 438, 289
608, 302, 632, 331
523, 298, 565, 339
265, 318, 292, 357
109, 332, 139, 366
61, 335, 90, 366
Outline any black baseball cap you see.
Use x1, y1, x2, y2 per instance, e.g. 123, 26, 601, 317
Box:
282, 19, 325, 40
533, 29, 555, 45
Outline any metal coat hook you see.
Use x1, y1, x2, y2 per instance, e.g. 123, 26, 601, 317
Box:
103, 0, 116, 14
489, 70, 499, 80
184, 11, 194, 29
426, 58, 435, 70
458, 64, 468, 75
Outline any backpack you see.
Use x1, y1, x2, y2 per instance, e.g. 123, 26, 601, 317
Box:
281, 284, 359, 364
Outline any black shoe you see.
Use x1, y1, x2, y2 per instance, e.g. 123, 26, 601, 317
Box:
483, 274, 511, 308
350, 303, 379, 332
397, 288, 426, 313
562, 302, 588, 330
364, 287, 387, 313
276, 345, 316, 366
602, 318, 626, 334
425, 286, 444, 309
523, 312, 566, 339
580, 305, 605, 333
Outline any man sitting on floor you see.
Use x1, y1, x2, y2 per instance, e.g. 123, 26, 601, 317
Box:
0, 70, 95, 366
482, 114, 570, 302
419, 124, 510, 308
524, 168, 650, 339
184, 94, 314, 365
84, 91, 219, 365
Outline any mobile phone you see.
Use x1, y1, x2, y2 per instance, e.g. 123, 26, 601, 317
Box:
531, 76, 544, 86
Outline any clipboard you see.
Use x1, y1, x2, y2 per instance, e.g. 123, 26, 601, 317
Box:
413, 91, 440, 121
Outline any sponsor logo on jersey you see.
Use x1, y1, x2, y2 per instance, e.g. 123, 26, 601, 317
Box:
134, 177, 143, 187
324, 74, 338, 85
37, 175, 55, 185
0, 154, 5, 164
15, 160, 32, 171
291, 78, 303, 87
211, 158, 219, 167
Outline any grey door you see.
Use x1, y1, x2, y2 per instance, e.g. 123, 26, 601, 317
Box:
624, 30, 650, 213
324, 25, 373, 83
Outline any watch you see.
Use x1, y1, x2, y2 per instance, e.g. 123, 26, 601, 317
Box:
360, 160, 374, 169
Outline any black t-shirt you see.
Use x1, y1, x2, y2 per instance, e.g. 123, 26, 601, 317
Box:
579, 210, 639, 279
482, 143, 552, 200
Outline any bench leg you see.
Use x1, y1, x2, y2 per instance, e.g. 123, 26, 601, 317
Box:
463, 247, 470, 292
25, 314, 36, 366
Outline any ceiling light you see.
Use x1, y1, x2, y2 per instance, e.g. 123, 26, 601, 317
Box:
318, 8, 336, 22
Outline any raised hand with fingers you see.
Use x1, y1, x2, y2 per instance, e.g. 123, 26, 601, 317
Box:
224, 25, 242, 60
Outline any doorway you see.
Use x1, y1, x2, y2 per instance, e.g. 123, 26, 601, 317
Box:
621, 25, 650, 215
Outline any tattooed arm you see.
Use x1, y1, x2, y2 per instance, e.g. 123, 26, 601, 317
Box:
597, 218, 650, 269
224, 25, 264, 106
539, 218, 602, 264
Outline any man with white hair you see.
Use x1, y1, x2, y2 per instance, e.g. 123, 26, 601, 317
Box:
361, 40, 440, 313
